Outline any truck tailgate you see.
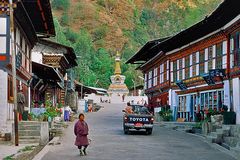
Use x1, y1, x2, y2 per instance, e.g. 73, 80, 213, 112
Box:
127, 115, 153, 124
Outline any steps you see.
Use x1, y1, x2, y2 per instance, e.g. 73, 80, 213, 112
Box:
207, 132, 223, 144
223, 137, 240, 148
207, 124, 240, 160
19, 121, 41, 144
50, 122, 65, 137
206, 125, 230, 144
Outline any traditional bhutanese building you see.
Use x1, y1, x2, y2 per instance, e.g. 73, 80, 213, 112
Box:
31, 39, 77, 108
0, 0, 55, 133
127, 38, 171, 107
127, 0, 240, 124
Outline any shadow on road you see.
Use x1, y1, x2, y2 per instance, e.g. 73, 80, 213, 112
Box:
125, 130, 152, 136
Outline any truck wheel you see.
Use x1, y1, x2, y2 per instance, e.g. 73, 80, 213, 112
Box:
124, 127, 129, 134
146, 129, 152, 135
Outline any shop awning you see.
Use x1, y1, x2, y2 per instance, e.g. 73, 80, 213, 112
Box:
32, 61, 62, 81
75, 81, 108, 95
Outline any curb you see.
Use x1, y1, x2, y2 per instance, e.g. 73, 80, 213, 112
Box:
186, 131, 237, 160
158, 123, 238, 160
33, 121, 74, 160
16, 145, 45, 160
32, 137, 60, 160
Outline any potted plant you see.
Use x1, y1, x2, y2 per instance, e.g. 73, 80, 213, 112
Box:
28, 112, 34, 121
221, 105, 236, 124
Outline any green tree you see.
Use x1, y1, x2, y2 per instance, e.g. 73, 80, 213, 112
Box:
54, 18, 71, 46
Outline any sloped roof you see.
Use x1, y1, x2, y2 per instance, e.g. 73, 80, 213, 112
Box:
126, 37, 169, 64
21, 0, 55, 36
39, 39, 78, 68
152, 0, 239, 54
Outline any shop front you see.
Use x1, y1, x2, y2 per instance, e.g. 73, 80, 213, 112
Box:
177, 88, 224, 122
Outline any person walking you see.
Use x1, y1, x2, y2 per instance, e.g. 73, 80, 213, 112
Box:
74, 113, 89, 156
64, 106, 72, 121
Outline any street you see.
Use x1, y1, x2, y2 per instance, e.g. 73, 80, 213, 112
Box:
41, 104, 236, 160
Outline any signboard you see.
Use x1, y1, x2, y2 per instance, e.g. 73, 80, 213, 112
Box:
202, 73, 215, 85
202, 69, 226, 85
209, 69, 226, 77
0, 15, 10, 68
176, 80, 187, 90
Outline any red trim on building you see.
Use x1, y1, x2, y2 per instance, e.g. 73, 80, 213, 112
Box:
0, 55, 7, 61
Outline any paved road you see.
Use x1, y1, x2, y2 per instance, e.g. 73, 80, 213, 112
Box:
41, 103, 236, 160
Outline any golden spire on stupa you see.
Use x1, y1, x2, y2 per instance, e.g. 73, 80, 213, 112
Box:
114, 51, 121, 75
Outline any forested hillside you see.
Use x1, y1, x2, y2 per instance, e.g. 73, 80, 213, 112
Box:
51, 0, 222, 89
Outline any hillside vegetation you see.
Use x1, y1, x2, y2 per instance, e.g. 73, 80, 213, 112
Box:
51, 0, 222, 89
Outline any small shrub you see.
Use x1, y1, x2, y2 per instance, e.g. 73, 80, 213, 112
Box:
159, 109, 173, 121
60, 12, 69, 26
140, 8, 157, 25
3, 155, 14, 160
92, 25, 108, 42
20, 146, 34, 152
194, 121, 202, 129
65, 29, 78, 43
52, 0, 70, 11
97, 0, 105, 7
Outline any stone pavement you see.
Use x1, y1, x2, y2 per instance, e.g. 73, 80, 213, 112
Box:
35, 103, 237, 160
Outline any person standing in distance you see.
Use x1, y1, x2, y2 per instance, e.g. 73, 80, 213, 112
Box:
74, 113, 89, 156
17, 87, 25, 121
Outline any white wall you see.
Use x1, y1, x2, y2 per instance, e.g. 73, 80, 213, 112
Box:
223, 80, 231, 111
31, 51, 43, 64
84, 94, 148, 105
169, 89, 178, 121
0, 70, 9, 133
232, 78, 240, 124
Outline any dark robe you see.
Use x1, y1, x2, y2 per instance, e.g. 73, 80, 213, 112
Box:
74, 120, 89, 146
17, 92, 25, 114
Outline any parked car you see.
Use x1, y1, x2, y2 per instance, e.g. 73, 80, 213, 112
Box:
122, 105, 154, 135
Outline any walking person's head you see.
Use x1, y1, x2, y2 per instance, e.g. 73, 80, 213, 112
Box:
79, 113, 85, 121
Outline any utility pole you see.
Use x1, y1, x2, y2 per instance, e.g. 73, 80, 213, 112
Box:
132, 79, 136, 96
81, 83, 83, 99
9, 0, 18, 146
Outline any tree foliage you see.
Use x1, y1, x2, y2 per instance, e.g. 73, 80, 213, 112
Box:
52, 0, 222, 90
52, 0, 70, 11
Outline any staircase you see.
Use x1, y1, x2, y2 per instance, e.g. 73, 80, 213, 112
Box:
206, 125, 240, 158
206, 125, 230, 144
18, 121, 41, 144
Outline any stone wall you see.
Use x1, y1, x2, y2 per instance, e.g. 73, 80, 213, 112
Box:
40, 122, 49, 145
229, 125, 240, 138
